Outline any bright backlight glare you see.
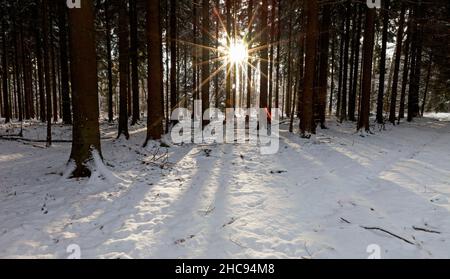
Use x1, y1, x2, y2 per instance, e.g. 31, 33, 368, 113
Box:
228, 40, 248, 64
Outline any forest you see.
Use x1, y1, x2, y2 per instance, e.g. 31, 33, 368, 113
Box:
0, 0, 450, 259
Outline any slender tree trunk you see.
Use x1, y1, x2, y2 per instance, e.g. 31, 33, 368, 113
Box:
349, 4, 362, 121
201, 0, 210, 124
300, 0, 318, 137
317, 5, 331, 128
398, 25, 411, 122
130, 0, 140, 125
1, 17, 10, 123
285, 13, 292, 117
358, 7, 376, 132
105, 1, 114, 123
274, 0, 281, 110
388, 5, 406, 124
42, 0, 52, 146
225, 0, 232, 109
145, 0, 164, 143
376, 0, 390, 124
68, 0, 102, 177
340, 2, 351, 122
336, 16, 345, 118
50, 13, 59, 123
13, 15, 23, 122
421, 54, 432, 116
169, 0, 177, 120
407, 4, 424, 122
259, 0, 269, 110
118, 0, 130, 139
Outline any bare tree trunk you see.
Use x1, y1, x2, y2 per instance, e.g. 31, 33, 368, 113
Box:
376, 0, 390, 124
118, 0, 130, 139
68, 0, 102, 177
259, 0, 269, 110
42, 0, 52, 146
201, 0, 210, 125
145, 0, 164, 143
358, 7, 376, 132
340, 2, 351, 123
58, 0, 72, 124
1, 17, 10, 123
130, 0, 140, 125
300, 0, 318, 137
317, 4, 330, 128
169, 0, 177, 121
389, 4, 406, 124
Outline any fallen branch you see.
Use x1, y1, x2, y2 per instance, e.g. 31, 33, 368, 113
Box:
361, 226, 415, 245
0, 136, 72, 143
412, 226, 441, 234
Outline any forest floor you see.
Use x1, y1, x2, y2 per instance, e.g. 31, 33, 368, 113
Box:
1, 113, 450, 259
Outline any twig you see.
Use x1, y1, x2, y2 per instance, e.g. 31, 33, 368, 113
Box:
412, 226, 441, 234
361, 226, 415, 245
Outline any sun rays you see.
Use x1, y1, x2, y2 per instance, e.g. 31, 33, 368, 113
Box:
174, 4, 282, 107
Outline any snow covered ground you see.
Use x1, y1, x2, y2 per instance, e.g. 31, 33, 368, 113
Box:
1, 114, 450, 259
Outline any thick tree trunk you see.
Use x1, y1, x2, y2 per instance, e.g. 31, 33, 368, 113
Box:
300, 0, 318, 137
68, 0, 102, 177
145, 0, 164, 143
358, 7, 376, 132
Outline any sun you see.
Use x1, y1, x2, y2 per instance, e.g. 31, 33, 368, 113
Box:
227, 40, 248, 64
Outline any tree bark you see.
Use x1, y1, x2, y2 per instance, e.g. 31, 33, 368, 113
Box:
117, 0, 130, 139
130, 0, 140, 125
376, 0, 390, 124
145, 0, 164, 143
300, 0, 318, 137
68, 0, 102, 177
388, 4, 406, 124
358, 7, 376, 132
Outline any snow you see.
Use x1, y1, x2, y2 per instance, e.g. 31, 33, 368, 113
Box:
1, 115, 450, 259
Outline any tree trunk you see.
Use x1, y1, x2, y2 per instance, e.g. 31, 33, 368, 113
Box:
388, 4, 406, 124
317, 5, 331, 128
169, 0, 177, 120
358, 7, 376, 132
349, 4, 362, 121
259, 0, 269, 110
68, 0, 102, 177
118, 0, 130, 139
398, 24, 411, 122
42, 0, 52, 146
300, 0, 318, 137
1, 17, 10, 123
201, 0, 210, 124
105, 1, 114, 123
340, 2, 351, 123
145, 0, 164, 143
130, 0, 140, 125
376, 0, 390, 124
421, 54, 432, 116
